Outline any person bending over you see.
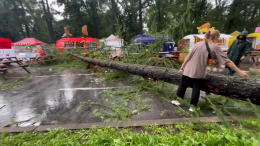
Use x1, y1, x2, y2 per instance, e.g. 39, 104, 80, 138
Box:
171, 30, 249, 112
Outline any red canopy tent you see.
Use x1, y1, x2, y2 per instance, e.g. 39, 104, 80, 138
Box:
0, 38, 12, 49
11, 38, 46, 46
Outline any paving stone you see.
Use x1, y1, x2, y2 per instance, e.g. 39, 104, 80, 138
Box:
1, 116, 253, 133
36, 122, 106, 131
197, 117, 222, 123
0, 126, 37, 133
105, 119, 174, 128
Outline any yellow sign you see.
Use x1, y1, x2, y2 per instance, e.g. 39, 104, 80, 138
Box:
197, 27, 215, 34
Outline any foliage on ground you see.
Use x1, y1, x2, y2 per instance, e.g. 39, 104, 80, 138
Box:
97, 70, 131, 82
80, 68, 260, 123
0, 75, 31, 91
77, 86, 151, 122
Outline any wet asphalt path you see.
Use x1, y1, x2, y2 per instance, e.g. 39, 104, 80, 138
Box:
0, 68, 213, 127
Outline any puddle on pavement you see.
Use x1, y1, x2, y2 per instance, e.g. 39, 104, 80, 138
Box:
0, 68, 252, 127
0, 69, 130, 126
0, 71, 205, 127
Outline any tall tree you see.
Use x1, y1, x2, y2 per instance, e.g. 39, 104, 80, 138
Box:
40, 0, 55, 43
18, 0, 31, 37
111, 0, 120, 34
0, 0, 259, 44
88, 0, 100, 38
137, 0, 151, 34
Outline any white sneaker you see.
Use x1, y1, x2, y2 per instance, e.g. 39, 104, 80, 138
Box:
189, 107, 194, 112
189, 107, 200, 112
171, 100, 181, 106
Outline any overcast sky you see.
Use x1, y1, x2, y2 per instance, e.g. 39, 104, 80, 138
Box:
49, 0, 64, 20
50, 0, 232, 21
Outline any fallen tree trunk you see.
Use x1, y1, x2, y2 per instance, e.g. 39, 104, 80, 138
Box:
69, 53, 260, 104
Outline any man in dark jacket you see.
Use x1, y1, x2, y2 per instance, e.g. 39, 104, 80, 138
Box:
226, 31, 252, 75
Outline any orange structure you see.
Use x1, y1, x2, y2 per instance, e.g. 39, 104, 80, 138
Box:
82, 25, 88, 36
56, 25, 99, 50
200, 23, 210, 29
64, 27, 73, 38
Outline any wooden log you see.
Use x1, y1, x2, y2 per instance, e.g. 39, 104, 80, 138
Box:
69, 53, 260, 104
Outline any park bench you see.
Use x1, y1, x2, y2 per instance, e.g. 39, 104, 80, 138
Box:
0, 56, 30, 80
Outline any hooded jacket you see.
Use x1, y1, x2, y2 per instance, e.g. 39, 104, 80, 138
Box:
227, 31, 252, 66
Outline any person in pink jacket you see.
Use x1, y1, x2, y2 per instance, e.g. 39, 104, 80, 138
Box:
171, 30, 249, 112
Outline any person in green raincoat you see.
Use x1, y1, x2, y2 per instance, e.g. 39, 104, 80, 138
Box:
226, 31, 252, 75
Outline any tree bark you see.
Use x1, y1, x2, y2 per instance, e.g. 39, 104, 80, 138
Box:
226, 0, 239, 33
250, 4, 257, 21
20, 24, 26, 38
92, 0, 100, 39
69, 53, 260, 104
111, 0, 118, 34
75, 2, 83, 26
45, 0, 55, 43
41, 0, 55, 44
18, 0, 30, 38
139, 0, 143, 34
11, 1, 25, 38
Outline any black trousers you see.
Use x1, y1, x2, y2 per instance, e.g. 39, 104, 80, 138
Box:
177, 75, 204, 106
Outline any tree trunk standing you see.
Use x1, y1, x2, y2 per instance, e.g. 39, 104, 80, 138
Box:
95, 12, 100, 39
11, 1, 25, 38
18, 0, 30, 37
111, 0, 118, 34
41, 0, 55, 44
155, 0, 162, 31
92, 0, 100, 39
249, 1, 260, 32
214, 0, 226, 22
75, 2, 83, 26
24, 24, 30, 38
20, 24, 26, 38
198, 0, 207, 18
45, 0, 55, 43
251, 6, 257, 21
69, 53, 260, 104
250, 1, 260, 26
226, 0, 239, 33
41, 0, 52, 42
138, 0, 143, 34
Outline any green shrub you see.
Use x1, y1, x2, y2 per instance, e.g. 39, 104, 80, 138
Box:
182, 47, 189, 53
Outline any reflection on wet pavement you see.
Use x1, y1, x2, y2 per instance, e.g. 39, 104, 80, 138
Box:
0, 69, 134, 126
0, 68, 211, 127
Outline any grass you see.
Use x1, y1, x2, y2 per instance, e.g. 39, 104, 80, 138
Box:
1, 120, 260, 145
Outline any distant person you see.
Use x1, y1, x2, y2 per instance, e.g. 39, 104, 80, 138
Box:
171, 30, 249, 112
226, 31, 251, 76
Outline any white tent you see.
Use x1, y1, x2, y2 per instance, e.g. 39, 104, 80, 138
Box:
106, 34, 116, 40
103, 34, 124, 57
183, 34, 233, 51
104, 34, 124, 49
